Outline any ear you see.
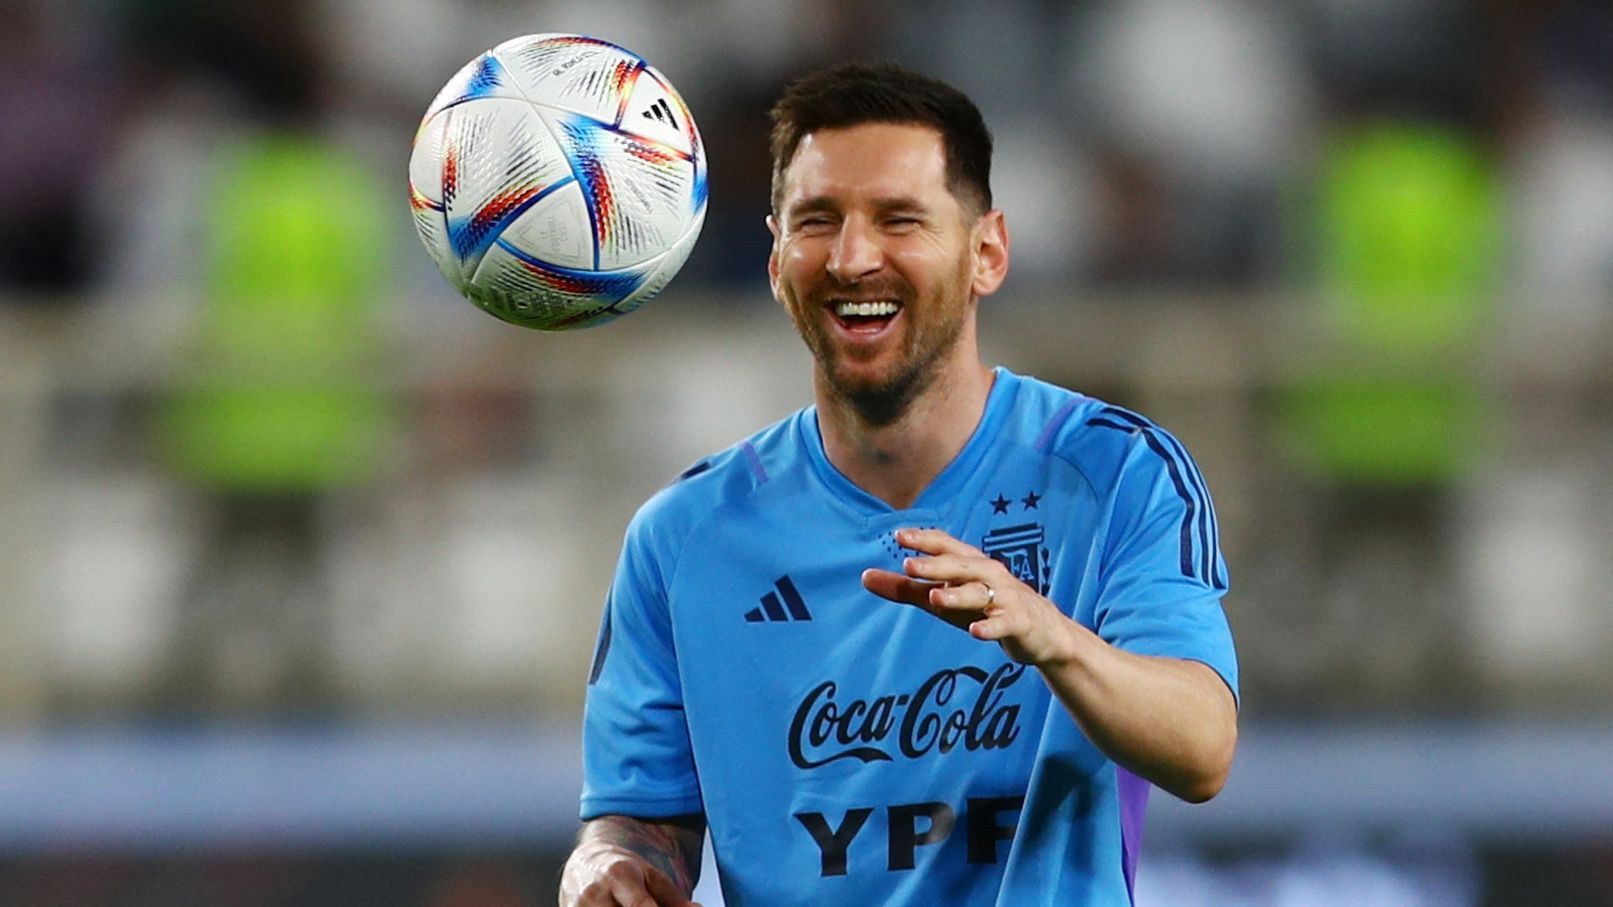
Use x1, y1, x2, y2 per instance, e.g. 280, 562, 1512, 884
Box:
970, 209, 1010, 298
766, 213, 784, 302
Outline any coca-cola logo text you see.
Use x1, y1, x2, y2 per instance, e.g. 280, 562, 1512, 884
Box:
787, 663, 1026, 770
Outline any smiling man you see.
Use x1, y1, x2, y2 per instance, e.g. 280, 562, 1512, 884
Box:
561, 63, 1239, 907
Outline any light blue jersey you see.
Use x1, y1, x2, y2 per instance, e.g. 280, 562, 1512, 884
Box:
582, 369, 1237, 906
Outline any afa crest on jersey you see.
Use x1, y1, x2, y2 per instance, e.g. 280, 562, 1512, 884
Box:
982, 523, 1050, 595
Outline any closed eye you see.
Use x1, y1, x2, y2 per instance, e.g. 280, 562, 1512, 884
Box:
791, 215, 839, 235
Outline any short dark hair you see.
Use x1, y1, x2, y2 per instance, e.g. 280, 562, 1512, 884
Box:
769, 62, 994, 216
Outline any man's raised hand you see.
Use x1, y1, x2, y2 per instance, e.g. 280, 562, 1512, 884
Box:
861, 528, 1074, 667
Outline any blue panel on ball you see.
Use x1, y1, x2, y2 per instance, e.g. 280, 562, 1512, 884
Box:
461, 53, 509, 102
447, 177, 576, 266
494, 238, 649, 304
691, 170, 709, 216
428, 53, 513, 121
556, 116, 614, 271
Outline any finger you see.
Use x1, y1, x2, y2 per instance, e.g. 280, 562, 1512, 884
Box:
927, 580, 998, 614
866, 569, 977, 632
615, 885, 671, 907
862, 568, 939, 607
607, 873, 657, 907
572, 875, 630, 907
969, 616, 1004, 641
908, 584, 985, 633
894, 527, 984, 558
968, 603, 1032, 643
903, 553, 998, 586
640, 865, 697, 906
603, 864, 670, 907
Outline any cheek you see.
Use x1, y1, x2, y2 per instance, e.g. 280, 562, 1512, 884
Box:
777, 244, 832, 298
884, 244, 950, 288
781, 240, 824, 272
774, 249, 814, 309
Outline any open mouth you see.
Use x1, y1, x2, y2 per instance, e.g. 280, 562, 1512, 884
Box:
828, 299, 903, 335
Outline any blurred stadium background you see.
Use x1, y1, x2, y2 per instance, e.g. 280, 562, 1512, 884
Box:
1, 0, 1611, 903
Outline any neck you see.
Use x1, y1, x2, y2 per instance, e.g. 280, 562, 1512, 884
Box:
815, 354, 996, 510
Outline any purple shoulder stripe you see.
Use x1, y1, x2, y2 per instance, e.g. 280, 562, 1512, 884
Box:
1034, 397, 1086, 452
740, 441, 769, 484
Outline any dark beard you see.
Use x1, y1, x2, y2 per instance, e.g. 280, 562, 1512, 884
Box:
789, 268, 971, 427
818, 315, 961, 427
794, 291, 966, 427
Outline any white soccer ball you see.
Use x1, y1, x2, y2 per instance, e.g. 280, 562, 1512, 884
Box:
409, 34, 708, 330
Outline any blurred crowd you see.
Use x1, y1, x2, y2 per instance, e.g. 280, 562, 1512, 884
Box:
7, 0, 1613, 297
1, 0, 1611, 726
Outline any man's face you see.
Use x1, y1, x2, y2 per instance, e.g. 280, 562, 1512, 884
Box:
768, 123, 997, 420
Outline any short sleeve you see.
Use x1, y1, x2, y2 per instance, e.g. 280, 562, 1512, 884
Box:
580, 511, 703, 819
1093, 428, 1239, 704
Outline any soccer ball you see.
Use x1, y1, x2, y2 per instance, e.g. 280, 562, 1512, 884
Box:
409, 34, 708, 330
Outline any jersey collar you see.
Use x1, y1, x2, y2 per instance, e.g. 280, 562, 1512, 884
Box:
798, 367, 1022, 521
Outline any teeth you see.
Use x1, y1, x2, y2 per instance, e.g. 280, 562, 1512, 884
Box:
834, 300, 900, 317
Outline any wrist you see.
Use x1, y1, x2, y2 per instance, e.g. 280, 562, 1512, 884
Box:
564, 839, 637, 877
1032, 612, 1086, 669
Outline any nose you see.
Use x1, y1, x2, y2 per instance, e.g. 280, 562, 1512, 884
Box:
826, 216, 883, 284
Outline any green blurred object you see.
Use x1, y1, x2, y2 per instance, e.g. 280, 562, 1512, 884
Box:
1280, 375, 1483, 485
1281, 120, 1501, 486
163, 133, 393, 490
1317, 123, 1501, 351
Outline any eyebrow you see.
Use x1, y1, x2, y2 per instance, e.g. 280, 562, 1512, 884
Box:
785, 194, 931, 218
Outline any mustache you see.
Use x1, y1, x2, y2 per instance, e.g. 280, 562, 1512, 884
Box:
806, 276, 914, 306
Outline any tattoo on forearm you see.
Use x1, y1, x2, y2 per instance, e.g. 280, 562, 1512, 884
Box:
583, 815, 705, 893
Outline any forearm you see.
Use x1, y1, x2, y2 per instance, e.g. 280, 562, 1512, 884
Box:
1036, 620, 1237, 803
563, 814, 705, 898
864, 528, 1238, 801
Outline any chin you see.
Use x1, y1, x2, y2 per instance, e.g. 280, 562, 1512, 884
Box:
821, 358, 933, 425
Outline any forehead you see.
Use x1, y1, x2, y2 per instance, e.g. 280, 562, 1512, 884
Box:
778, 122, 951, 208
